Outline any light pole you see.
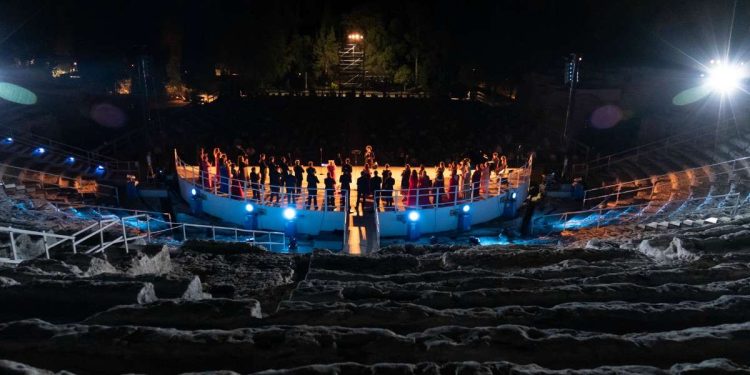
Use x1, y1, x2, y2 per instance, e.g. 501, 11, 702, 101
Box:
562, 53, 582, 145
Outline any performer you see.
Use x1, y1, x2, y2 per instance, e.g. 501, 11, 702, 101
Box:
339, 168, 352, 212
355, 170, 370, 214
407, 170, 418, 207
258, 154, 268, 185
293, 160, 305, 196
381, 170, 395, 209
364, 145, 375, 168
370, 170, 383, 211
249, 167, 260, 201
326, 160, 337, 181
324, 172, 336, 210
306, 162, 319, 210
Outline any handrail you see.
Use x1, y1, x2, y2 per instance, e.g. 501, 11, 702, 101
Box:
535, 191, 744, 234
125, 215, 287, 252
582, 155, 750, 206
0, 162, 119, 200
54, 203, 172, 222
0, 226, 76, 261
0, 129, 138, 172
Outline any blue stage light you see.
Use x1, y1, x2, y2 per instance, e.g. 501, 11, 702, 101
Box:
407, 211, 420, 222
283, 207, 297, 220
462, 204, 471, 213
511, 192, 517, 199
65, 156, 76, 164
32, 147, 45, 156
245, 203, 254, 213
191, 188, 197, 196
1, 137, 12, 145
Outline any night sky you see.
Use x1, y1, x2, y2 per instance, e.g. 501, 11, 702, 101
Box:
0, 0, 747, 79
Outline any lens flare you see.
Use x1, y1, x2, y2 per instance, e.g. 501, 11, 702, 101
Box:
0, 82, 37, 105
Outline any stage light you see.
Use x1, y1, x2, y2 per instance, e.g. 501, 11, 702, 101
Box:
283, 207, 297, 220
511, 192, 517, 199
95, 165, 106, 175
245, 203, 254, 213
65, 156, 76, 164
1, 137, 12, 145
191, 188, 197, 197
462, 204, 471, 213
705, 60, 746, 94
407, 211, 420, 222
32, 147, 45, 156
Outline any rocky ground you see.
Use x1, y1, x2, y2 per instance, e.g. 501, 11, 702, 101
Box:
3, 218, 750, 373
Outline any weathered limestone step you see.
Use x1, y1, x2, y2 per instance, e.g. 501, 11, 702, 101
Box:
0, 271, 206, 300
0, 280, 156, 323
291, 277, 750, 308
3, 320, 750, 373
251, 359, 750, 375
270, 295, 750, 334
301, 276, 563, 293
83, 298, 261, 329
309, 248, 641, 275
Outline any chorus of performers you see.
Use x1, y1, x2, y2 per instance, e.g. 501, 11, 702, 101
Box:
196, 145, 513, 213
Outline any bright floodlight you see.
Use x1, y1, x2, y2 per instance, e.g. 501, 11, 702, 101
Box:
283, 207, 297, 220
32, 147, 45, 156
65, 156, 75, 164
462, 204, 471, 213
407, 211, 420, 222
1, 137, 12, 145
245, 203, 254, 213
191, 188, 197, 196
705, 61, 745, 94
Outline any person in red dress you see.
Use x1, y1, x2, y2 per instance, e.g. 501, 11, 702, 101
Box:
406, 170, 419, 207
448, 169, 459, 204
229, 162, 245, 200
326, 160, 337, 181
417, 170, 432, 207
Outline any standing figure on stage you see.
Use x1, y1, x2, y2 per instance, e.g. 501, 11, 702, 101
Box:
249, 167, 260, 201
268, 165, 281, 204
370, 170, 383, 211
218, 155, 230, 195
434, 169, 446, 206
293, 160, 304, 197
382, 170, 395, 209
417, 170, 432, 207
341, 157, 353, 176
326, 160, 337, 181
461, 159, 471, 199
448, 169, 459, 203
306, 162, 319, 210
355, 170, 370, 214
364, 145, 375, 168
324, 172, 336, 210
480, 161, 491, 197
285, 171, 297, 205
407, 170, 419, 207
491, 152, 501, 175
258, 154, 268, 185
230, 162, 245, 200
199, 152, 212, 190
339, 168, 352, 212
471, 164, 482, 200
400, 164, 411, 203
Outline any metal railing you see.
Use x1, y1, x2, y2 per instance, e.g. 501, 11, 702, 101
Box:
53, 203, 172, 222
0, 162, 119, 204
0, 127, 139, 175
371, 168, 527, 212
119, 214, 286, 252
534, 192, 746, 235
0, 226, 77, 262
176, 157, 350, 213
581, 155, 750, 209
